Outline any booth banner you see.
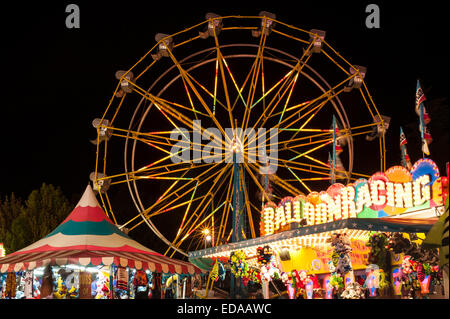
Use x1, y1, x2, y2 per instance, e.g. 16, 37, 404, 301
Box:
280, 239, 370, 274
315, 239, 370, 273
79, 271, 92, 299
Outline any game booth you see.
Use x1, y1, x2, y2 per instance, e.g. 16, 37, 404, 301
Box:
189, 158, 449, 299
0, 185, 202, 299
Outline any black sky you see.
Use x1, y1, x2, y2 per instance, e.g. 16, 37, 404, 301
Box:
0, 1, 448, 251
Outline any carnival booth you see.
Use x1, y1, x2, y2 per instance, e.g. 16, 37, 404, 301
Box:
0, 185, 201, 299
189, 159, 448, 299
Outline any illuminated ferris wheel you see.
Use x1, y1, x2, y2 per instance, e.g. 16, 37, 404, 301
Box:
92, 12, 388, 257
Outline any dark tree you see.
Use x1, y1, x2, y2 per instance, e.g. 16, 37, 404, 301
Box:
0, 183, 72, 254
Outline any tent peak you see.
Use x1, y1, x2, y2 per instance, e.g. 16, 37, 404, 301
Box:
76, 184, 101, 208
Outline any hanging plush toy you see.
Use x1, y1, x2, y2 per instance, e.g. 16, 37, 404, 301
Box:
401, 256, 414, 275
328, 233, 353, 277
297, 270, 308, 289
290, 270, 300, 289
95, 271, 110, 299
133, 270, 148, 288
329, 274, 344, 290
256, 246, 273, 265
260, 261, 280, 282
67, 286, 78, 299
53, 277, 68, 299
230, 250, 249, 278
340, 282, 365, 299
209, 259, 225, 282
217, 261, 226, 281
244, 268, 261, 285
281, 272, 292, 286
210, 260, 219, 282
378, 270, 391, 296
367, 233, 389, 271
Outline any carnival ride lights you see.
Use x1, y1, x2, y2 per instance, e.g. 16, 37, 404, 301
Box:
91, 11, 388, 257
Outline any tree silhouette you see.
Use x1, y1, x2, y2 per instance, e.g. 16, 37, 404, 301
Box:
0, 183, 72, 254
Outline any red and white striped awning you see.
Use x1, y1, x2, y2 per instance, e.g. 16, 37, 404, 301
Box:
0, 249, 199, 274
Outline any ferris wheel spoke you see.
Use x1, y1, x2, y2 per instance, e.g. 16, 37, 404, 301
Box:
184, 71, 228, 114
243, 62, 316, 149
247, 161, 303, 196
172, 170, 230, 245
154, 92, 210, 118
277, 72, 300, 124
248, 64, 304, 135
166, 168, 232, 250
240, 25, 269, 139
249, 38, 316, 131
141, 164, 228, 219
286, 70, 353, 144
277, 85, 347, 133
110, 159, 212, 186
164, 45, 232, 145
174, 180, 199, 241
126, 86, 193, 140
212, 29, 243, 133
135, 90, 227, 151
282, 155, 371, 181
142, 166, 231, 228
245, 78, 349, 150
171, 200, 227, 255
284, 163, 312, 193
125, 169, 216, 231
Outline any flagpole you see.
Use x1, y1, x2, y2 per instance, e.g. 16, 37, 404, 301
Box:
420, 104, 425, 159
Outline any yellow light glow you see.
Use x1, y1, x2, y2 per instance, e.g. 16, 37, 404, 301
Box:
394, 182, 413, 208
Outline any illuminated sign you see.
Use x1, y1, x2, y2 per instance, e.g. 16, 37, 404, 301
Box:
260, 159, 443, 236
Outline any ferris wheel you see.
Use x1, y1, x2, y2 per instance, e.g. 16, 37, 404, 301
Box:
92, 12, 388, 258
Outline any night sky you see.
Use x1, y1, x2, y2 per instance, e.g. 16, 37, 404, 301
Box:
1, 1, 448, 253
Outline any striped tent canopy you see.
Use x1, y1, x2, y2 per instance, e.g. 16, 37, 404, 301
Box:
0, 185, 201, 275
